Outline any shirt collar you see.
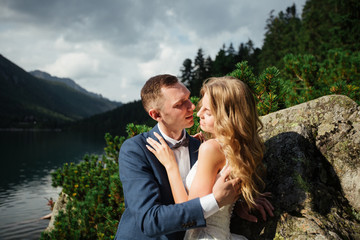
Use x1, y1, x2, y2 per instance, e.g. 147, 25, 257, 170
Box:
157, 124, 187, 146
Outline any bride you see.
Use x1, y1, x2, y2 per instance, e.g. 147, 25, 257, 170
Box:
147, 76, 266, 239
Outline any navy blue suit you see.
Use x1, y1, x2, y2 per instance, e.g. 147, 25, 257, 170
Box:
115, 125, 205, 240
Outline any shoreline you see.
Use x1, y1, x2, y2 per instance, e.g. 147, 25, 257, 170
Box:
0, 128, 62, 132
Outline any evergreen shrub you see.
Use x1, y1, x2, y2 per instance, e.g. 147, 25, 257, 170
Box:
40, 124, 152, 239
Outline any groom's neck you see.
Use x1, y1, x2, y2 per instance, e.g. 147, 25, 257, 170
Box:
158, 124, 184, 140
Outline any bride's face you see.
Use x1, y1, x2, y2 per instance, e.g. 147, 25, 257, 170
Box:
197, 93, 215, 134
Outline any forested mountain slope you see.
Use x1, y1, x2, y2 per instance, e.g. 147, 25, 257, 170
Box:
0, 54, 120, 129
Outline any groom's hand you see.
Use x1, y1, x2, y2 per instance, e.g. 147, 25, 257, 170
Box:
212, 167, 241, 208
234, 192, 274, 222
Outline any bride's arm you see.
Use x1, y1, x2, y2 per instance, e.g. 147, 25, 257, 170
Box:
188, 139, 225, 200
164, 163, 189, 203
146, 133, 189, 203
146, 134, 224, 203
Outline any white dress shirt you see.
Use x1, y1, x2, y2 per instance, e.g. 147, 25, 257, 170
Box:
158, 124, 219, 218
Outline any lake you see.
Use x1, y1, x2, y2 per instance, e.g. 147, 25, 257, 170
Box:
0, 130, 107, 240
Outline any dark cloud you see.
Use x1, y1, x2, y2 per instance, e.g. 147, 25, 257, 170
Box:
2, 0, 305, 46
0, 0, 306, 102
3, 1, 163, 43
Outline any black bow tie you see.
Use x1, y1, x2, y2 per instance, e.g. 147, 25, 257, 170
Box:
170, 137, 189, 149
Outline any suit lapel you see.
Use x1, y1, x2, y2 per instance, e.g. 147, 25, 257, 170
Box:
148, 124, 161, 139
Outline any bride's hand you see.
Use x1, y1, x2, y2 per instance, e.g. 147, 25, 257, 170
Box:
146, 132, 177, 170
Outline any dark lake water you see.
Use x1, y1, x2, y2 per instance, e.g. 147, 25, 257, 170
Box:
0, 130, 107, 240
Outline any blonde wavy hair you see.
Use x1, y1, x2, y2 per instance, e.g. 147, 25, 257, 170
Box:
200, 76, 265, 209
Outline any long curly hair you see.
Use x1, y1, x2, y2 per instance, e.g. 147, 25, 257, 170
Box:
200, 76, 265, 209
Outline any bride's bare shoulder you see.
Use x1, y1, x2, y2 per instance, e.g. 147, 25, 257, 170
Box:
200, 138, 220, 147
199, 139, 223, 157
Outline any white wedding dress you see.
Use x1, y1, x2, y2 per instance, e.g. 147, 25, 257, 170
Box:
184, 161, 247, 240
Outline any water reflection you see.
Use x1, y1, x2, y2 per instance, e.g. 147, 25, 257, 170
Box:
0, 174, 61, 240
0, 130, 106, 239
0, 130, 105, 191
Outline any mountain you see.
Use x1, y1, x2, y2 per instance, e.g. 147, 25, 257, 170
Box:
0, 54, 121, 129
29, 70, 106, 100
70, 100, 155, 137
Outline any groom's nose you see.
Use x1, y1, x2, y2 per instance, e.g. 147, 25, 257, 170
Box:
186, 99, 195, 111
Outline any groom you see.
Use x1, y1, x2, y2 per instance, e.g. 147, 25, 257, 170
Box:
115, 74, 272, 240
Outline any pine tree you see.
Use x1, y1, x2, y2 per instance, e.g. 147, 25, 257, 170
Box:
301, 0, 360, 58
204, 56, 213, 79
237, 43, 249, 63
212, 44, 229, 76
180, 58, 193, 89
259, 4, 302, 70
224, 43, 237, 74
191, 49, 207, 96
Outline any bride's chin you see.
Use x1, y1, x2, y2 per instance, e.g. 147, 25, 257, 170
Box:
200, 126, 206, 132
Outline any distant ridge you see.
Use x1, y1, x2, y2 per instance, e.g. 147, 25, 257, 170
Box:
0, 54, 122, 129
70, 100, 155, 136
30, 70, 108, 100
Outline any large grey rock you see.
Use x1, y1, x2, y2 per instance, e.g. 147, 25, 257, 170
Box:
231, 95, 360, 239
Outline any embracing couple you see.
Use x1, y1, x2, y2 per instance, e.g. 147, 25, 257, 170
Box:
114, 74, 273, 240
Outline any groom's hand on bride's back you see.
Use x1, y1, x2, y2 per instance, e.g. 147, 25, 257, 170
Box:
212, 166, 242, 208
234, 192, 274, 222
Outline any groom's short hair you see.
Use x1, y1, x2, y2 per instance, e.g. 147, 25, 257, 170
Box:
141, 74, 179, 112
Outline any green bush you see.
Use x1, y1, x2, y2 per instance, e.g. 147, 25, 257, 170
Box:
229, 50, 359, 116
229, 61, 288, 115
41, 153, 124, 239
40, 125, 153, 240
281, 49, 360, 106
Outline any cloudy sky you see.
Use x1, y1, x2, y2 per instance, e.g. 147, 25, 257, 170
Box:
1, 0, 306, 103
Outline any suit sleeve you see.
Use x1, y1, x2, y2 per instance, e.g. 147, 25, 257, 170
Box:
119, 138, 206, 237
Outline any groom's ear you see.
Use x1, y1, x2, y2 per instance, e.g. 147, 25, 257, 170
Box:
149, 109, 161, 121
